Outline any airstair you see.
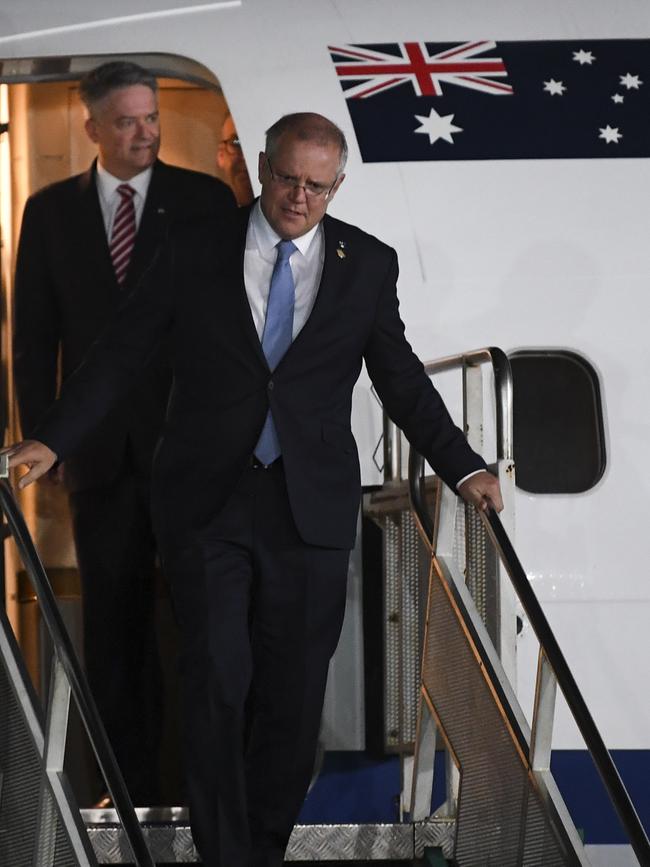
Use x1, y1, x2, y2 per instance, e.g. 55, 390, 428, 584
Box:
1, 349, 649, 866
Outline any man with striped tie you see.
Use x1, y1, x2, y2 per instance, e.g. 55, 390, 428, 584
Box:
12, 60, 236, 806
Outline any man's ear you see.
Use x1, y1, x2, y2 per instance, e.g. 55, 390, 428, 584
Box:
327, 172, 346, 203
84, 116, 99, 144
257, 152, 267, 185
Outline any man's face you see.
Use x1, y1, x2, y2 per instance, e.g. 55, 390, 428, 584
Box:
85, 84, 160, 180
258, 133, 345, 240
217, 114, 253, 206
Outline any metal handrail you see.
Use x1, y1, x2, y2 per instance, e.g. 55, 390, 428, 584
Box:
482, 509, 650, 866
408, 432, 650, 863
421, 346, 513, 461
408, 346, 513, 542
0, 479, 155, 867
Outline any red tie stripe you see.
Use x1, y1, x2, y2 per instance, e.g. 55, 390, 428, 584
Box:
110, 184, 136, 285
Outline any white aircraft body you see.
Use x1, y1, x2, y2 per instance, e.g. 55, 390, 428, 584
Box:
0, 3, 649, 866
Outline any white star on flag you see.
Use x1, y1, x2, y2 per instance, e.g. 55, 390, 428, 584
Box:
573, 49, 595, 65
611, 93, 624, 104
599, 125, 622, 144
543, 79, 566, 95
414, 108, 463, 145
619, 73, 642, 90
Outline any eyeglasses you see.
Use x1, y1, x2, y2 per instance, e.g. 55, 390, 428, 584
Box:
266, 157, 338, 200
220, 136, 242, 155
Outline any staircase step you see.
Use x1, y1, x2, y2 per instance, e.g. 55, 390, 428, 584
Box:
81, 811, 456, 863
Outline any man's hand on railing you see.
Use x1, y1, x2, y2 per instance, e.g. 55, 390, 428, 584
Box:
458, 470, 504, 513
1, 440, 58, 489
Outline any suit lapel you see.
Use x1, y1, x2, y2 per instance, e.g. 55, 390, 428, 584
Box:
232, 203, 270, 369
76, 164, 117, 290
281, 214, 348, 359
125, 160, 169, 290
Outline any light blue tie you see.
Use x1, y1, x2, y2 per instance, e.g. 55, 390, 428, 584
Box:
254, 239, 297, 465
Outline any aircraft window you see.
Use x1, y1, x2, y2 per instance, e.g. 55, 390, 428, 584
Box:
510, 350, 606, 494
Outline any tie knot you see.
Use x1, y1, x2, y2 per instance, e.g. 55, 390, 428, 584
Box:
117, 183, 135, 201
276, 239, 297, 262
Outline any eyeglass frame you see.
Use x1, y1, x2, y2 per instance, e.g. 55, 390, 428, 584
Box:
265, 156, 339, 200
219, 136, 243, 155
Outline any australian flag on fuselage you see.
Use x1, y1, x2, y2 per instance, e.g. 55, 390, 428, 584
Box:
328, 40, 649, 161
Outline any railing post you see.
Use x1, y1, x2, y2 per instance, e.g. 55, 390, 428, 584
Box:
530, 648, 557, 772
383, 414, 402, 483
33, 653, 74, 867
410, 692, 437, 820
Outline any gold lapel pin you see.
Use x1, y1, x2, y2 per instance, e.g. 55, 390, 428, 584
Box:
337, 240, 347, 259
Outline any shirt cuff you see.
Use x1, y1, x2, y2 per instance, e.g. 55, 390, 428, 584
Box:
455, 468, 485, 490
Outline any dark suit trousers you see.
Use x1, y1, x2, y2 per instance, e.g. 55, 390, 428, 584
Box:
161, 461, 350, 867
68, 445, 163, 804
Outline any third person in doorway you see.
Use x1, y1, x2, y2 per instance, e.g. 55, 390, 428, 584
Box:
216, 111, 254, 206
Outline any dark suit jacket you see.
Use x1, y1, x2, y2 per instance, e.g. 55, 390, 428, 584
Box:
33, 204, 486, 550
13, 159, 236, 492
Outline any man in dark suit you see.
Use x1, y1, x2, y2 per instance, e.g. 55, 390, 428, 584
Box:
7, 112, 502, 865
12, 60, 235, 805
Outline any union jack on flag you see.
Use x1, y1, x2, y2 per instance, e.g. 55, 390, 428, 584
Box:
329, 41, 513, 99
329, 39, 650, 161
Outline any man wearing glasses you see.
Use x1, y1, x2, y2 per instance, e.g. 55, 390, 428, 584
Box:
216, 112, 254, 206
6, 112, 502, 867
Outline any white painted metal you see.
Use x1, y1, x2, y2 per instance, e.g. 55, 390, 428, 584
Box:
409, 703, 436, 821
531, 649, 558, 773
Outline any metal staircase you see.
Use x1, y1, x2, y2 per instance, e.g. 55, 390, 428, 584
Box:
405, 349, 650, 867
1, 348, 648, 865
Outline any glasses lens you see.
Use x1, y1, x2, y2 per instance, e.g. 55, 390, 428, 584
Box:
267, 158, 334, 198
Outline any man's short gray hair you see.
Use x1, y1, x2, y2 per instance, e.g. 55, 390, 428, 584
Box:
265, 113, 348, 174
79, 61, 158, 114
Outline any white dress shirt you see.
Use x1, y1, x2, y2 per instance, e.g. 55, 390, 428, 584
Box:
243, 201, 483, 491
95, 162, 153, 238
244, 200, 324, 340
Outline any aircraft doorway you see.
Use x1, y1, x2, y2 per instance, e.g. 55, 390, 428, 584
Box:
0, 58, 252, 807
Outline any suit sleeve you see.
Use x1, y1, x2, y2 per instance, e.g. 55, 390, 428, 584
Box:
210, 178, 237, 215
32, 240, 174, 461
13, 196, 61, 437
363, 248, 486, 490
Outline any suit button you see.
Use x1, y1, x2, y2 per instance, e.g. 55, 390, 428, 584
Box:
268, 380, 274, 390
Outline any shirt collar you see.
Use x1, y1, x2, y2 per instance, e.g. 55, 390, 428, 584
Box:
249, 199, 321, 260
96, 161, 153, 200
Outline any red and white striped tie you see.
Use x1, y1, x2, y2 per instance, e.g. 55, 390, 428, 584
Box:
110, 184, 136, 286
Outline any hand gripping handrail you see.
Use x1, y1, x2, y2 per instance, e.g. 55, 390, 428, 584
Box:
408, 345, 513, 544
407, 348, 650, 866
0, 478, 155, 867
